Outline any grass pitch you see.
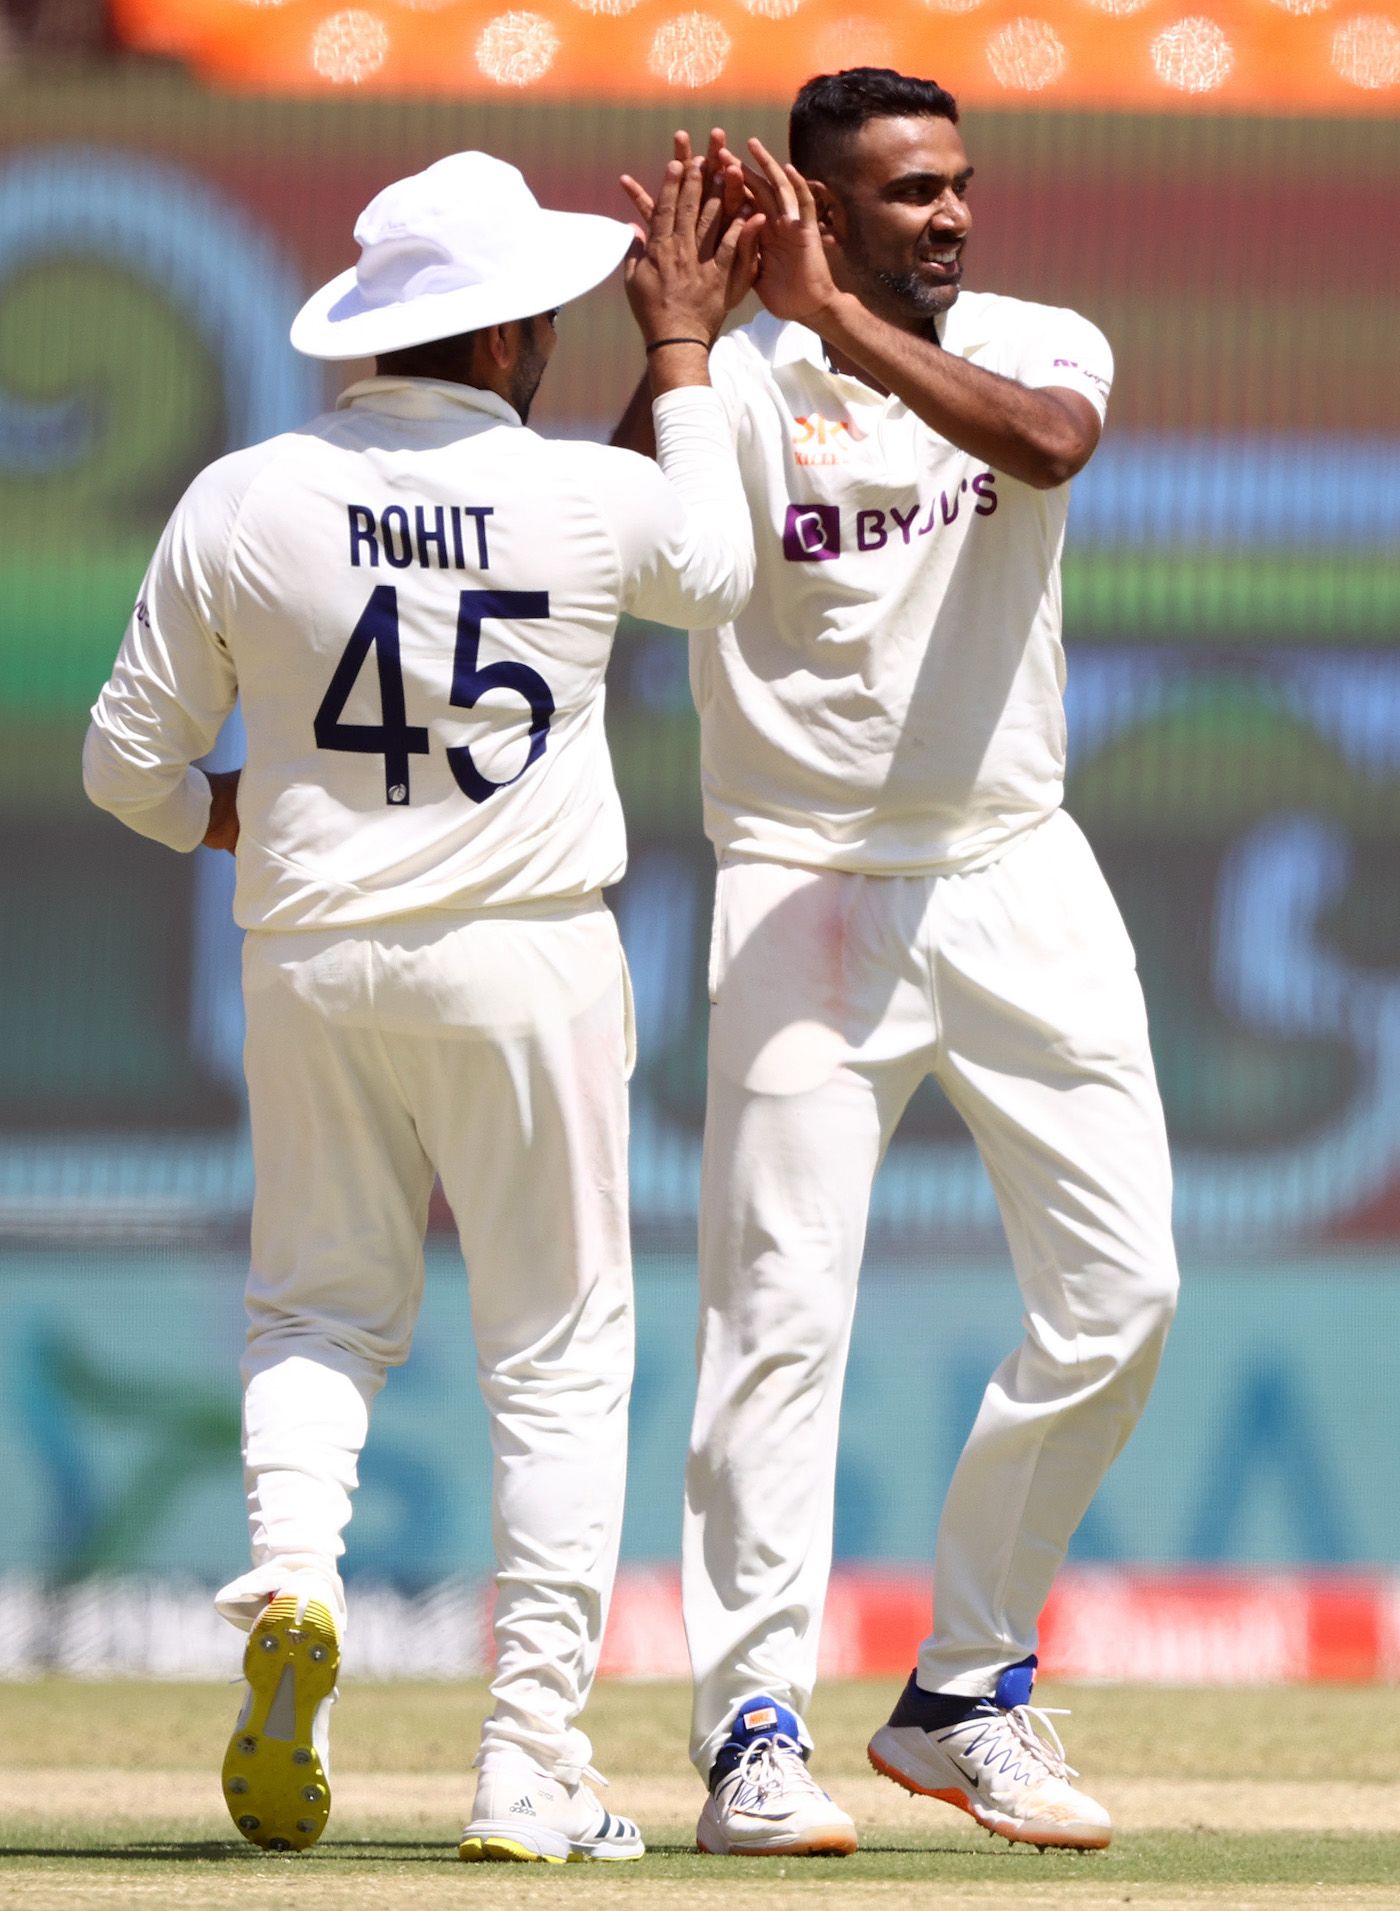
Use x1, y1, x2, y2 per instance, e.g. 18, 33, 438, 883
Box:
3, 1678, 1399, 1908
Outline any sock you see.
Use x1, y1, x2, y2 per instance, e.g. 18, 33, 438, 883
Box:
887, 1655, 1037, 1730
708, 1694, 806, 1789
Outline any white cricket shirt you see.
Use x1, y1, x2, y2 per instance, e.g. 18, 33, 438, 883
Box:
693, 292, 1113, 875
84, 378, 753, 928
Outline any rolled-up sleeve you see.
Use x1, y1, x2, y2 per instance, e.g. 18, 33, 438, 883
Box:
609, 386, 754, 630
83, 473, 239, 851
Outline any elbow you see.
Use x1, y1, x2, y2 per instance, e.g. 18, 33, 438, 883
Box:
81, 724, 118, 815
1025, 438, 1093, 490
709, 548, 757, 626
1030, 457, 1077, 491
1024, 400, 1100, 489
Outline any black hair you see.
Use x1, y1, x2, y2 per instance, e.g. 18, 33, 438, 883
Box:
790, 67, 959, 181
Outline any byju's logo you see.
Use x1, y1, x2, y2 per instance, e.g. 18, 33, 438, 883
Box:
783, 503, 841, 562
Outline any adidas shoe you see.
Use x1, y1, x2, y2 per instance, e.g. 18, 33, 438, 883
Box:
459, 1758, 644, 1864
697, 1696, 857, 1857
867, 1659, 1111, 1851
220, 1575, 339, 1852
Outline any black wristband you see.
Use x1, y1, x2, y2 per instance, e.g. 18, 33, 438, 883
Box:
645, 336, 711, 353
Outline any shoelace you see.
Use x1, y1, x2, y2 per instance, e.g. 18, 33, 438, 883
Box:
986, 1702, 1079, 1783
731, 1732, 824, 1803
555, 1761, 610, 1791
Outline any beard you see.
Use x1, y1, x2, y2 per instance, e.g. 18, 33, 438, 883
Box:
873, 267, 961, 320
509, 316, 551, 423
510, 356, 545, 424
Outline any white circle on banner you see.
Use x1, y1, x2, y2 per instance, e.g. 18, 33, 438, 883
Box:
571, 0, 644, 13
921, 0, 990, 15
986, 18, 1068, 90
476, 10, 561, 84
1269, 0, 1333, 13
1331, 13, 1400, 84
739, 0, 805, 17
1151, 17, 1235, 91
649, 13, 732, 85
311, 10, 391, 83
813, 14, 896, 67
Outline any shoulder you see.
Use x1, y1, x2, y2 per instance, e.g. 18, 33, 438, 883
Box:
710, 310, 794, 382
516, 432, 674, 542
948, 289, 1110, 355
527, 431, 660, 494
176, 422, 333, 526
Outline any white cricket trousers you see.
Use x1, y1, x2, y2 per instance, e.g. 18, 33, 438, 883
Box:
237, 894, 634, 1781
684, 810, 1179, 1774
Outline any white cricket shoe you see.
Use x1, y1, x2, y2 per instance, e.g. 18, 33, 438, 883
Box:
697, 1697, 856, 1857
459, 1758, 644, 1864
868, 1678, 1111, 1851
219, 1572, 340, 1852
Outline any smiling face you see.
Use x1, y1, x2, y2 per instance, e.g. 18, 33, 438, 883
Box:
816, 115, 974, 332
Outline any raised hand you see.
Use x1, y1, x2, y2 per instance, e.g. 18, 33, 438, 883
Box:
739, 137, 838, 329
623, 155, 761, 352
621, 129, 759, 319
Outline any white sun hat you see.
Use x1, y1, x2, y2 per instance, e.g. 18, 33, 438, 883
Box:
291, 150, 635, 361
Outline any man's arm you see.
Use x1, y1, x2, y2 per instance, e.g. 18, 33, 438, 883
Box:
202, 767, 241, 853
741, 139, 1101, 490
606, 155, 756, 628
612, 128, 758, 459
83, 475, 241, 851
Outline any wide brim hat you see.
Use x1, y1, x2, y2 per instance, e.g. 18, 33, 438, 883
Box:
291, 151, 635, 361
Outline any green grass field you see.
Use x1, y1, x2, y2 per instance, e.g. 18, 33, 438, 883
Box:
4, 1678, 1399, 1908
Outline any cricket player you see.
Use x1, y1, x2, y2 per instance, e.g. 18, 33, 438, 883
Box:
617, 69, 1179, 1856
83, 151, 757, 1864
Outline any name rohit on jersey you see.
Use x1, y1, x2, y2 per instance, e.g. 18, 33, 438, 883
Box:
783, 471, 997, 562
348, 502, 494, 569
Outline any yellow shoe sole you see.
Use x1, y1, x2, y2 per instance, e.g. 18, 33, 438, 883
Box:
221, 1594, 338, 1852
458, 1835, 567, 1864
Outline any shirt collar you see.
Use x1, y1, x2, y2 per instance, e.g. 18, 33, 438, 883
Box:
336, 375, 523, 429
767, 289, 993, 379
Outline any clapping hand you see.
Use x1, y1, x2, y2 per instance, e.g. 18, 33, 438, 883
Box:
620, 129, 761, 345
738, 137, 838, 329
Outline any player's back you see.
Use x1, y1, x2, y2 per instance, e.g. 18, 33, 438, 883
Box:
204, 378, 644, 929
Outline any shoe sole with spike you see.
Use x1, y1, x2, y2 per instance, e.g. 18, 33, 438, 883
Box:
221, 1594, 338, 1852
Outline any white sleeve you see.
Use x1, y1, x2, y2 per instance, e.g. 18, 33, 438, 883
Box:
83, 467, 240, 852
609, 385, 754, 629
1016, 307, 1114, 424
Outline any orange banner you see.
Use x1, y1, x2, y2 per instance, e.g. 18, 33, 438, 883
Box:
111, 0, 1400, 110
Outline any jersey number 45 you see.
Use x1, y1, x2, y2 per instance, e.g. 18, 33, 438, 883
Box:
314, 584, 555, 807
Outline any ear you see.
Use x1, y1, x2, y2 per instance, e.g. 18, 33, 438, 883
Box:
484, 321, 516, 370
807, 179, 843, 246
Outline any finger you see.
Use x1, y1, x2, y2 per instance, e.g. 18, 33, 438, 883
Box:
784, 163, 818, 219
720, 160, 751, 222
619, 174, 656, 223
697, 189, 725, 256
747, 136, 798, 218
651, 157, 684, 239
675, 156, 705, 236
712, 207, 747, 271
673, 129, 693, 165
731, 214, 764, 293
739, 160, 783, 221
